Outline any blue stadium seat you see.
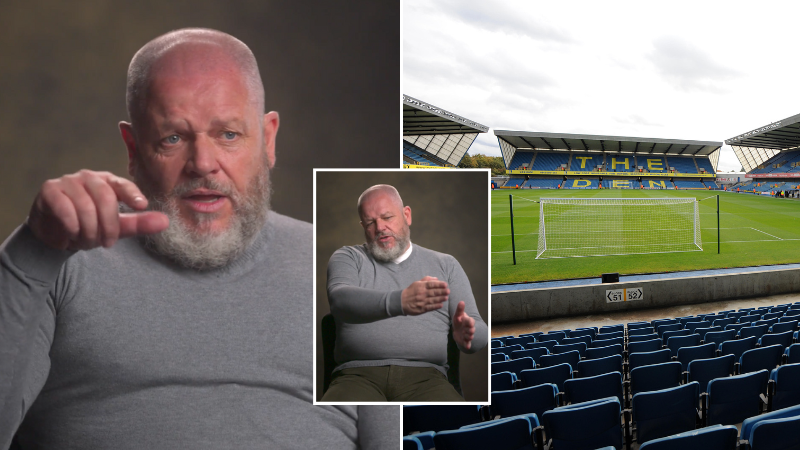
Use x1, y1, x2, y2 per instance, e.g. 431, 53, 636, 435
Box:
662, 329, 691, 346
786, 344, 800, 364
628, 321, 652, 330
637, 425, 738, 450
542, 397, 624, 450
491, 340, 503, 348
492, 344, 524, 357
725, 323, 749, 334
433, 414, 538, 450
403, 435, 423, 450
562, 336, 592, 347
685, 321, 711, 334
739, 344, 783, 375
526, 341, 557, 352
506, 336, 536, 347
564, 371, 624, 406
667, 334, 701, 358
741, 404, 800, 450
676, 343, 716, 372
491, 353, 508, 363
492, 357, 535, 378
630, 361, 682, 397
758, 330, 793, 349
592, 337, 623, 348
628, 339, 663, 354
628, 327, 656, 337
629, 349, 672, 373
656, 323, 682, 337
520, 363, 572, 392
711, 318, 735, 328
576, 354, 623, 378
703, 329, 736, 347
596, 331, 624, 341
687, 354, 735, 393
553, 343, 587, 359
719, 336, 757, 361
539, 350, 580, 372
770, 320, 798, 334
705, 369, 769, 426
490, 383, 559, 421
599, 325, 624, 334
725, 311, 747, 320
510, 348, 549, 366
628, 333, 659, 343
570, 328, 597, 339
585, 344, 623, 360
491, 371, 518, 392
632, 382, 700, 445
694, 326, 722, 341
403, 405, 482, 434
770, 364, 800, 411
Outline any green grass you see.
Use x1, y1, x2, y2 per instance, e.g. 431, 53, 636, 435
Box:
492, 189, 800, 284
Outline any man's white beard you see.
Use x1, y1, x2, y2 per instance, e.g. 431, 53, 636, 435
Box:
367, 227, 410, 263
137, 162, 271, 270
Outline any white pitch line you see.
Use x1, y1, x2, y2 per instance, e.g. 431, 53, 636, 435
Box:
491, 237, 800, 253
750, 228, 783, 240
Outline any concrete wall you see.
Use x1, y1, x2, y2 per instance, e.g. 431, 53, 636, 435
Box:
493, 267, 800, 323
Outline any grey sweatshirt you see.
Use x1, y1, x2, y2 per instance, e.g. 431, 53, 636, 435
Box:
0, 213, 398, 449
327, 243, 487, 375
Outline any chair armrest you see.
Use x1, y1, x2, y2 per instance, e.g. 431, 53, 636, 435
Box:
700, 392, 708, 427
533, 425, 546, 450
622, 409, 632, 450
479, 405, 491, 421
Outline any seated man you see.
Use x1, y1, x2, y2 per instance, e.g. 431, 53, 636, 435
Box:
0, 28, 396, 449
323, 184, 488, 401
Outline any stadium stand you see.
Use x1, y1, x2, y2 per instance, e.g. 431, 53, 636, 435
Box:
563, 178, 598, 189
666, 157, 700, 174
531, 152, 570, 171
637, 155, 669, 173
695, 158, 716, 174
504, 177, 526, 188
403, 141, 439, 166
400, 302, 800, 449
523, 178, 561, 189
673, 180, 707, 189
601, 179, 638, 189
569, 153, 601, 172
507, 151, 534, 170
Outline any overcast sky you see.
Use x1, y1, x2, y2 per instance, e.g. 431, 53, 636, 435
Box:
402, 1, 800, 172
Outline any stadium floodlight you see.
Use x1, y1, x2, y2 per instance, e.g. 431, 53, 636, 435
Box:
536, 198, 702, 259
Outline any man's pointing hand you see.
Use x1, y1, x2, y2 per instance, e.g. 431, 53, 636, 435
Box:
28, 170, 169, 251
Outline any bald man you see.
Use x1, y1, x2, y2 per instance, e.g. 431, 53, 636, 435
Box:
0, 29, 396, 449
322, 185, 488, 402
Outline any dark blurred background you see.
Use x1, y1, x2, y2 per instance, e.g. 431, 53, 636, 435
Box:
0, 0, 399, 240
315, 170, 490, 402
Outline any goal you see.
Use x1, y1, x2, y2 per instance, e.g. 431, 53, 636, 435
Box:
536, 198, 702, 259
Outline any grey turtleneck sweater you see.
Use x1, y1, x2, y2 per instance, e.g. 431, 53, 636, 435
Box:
327, 243, 487, 375
0, 213, 398, 449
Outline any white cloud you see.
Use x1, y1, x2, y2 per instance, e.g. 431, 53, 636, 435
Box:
403, 0, 800, 171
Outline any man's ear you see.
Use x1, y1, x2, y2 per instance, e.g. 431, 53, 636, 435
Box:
119, 122, 137, 177
404, 205, 412, 226
262, 111, 279, 169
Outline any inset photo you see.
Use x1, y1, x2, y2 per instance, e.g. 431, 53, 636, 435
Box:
314, 169, 490, 404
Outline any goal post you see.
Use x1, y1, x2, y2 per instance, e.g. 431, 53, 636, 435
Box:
536, 197, 702, 259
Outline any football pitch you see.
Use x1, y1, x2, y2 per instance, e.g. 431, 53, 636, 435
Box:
492, 189, 800, 285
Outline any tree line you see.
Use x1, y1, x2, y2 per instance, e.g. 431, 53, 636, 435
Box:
458, 154, 506, 176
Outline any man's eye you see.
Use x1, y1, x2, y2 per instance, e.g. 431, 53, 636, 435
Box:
223, 131, 237, 140
164, 135, 180, 144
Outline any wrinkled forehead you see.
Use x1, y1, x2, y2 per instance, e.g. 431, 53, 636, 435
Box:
358, 191, 404, 220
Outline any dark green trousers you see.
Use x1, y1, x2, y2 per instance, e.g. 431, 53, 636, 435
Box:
321, 365, 464, 402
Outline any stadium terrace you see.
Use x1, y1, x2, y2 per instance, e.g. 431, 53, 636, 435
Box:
494, 131, 721, 191
402, 94, 488, 169
727, 112, 800, 197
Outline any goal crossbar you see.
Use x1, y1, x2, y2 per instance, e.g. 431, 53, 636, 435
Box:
536, 197, 702, 259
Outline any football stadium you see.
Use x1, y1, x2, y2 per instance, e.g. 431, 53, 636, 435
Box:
405, 114, 800, 449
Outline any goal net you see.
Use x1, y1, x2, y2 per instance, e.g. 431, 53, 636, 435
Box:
537, 198, 702, 259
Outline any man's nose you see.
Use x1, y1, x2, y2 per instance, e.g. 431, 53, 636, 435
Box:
185, 135, 221, 177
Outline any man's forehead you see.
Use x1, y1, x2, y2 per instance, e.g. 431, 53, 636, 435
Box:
360, 192, 403, 216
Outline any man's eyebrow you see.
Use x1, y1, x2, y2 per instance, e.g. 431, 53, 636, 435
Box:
210, 117, 248, 129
